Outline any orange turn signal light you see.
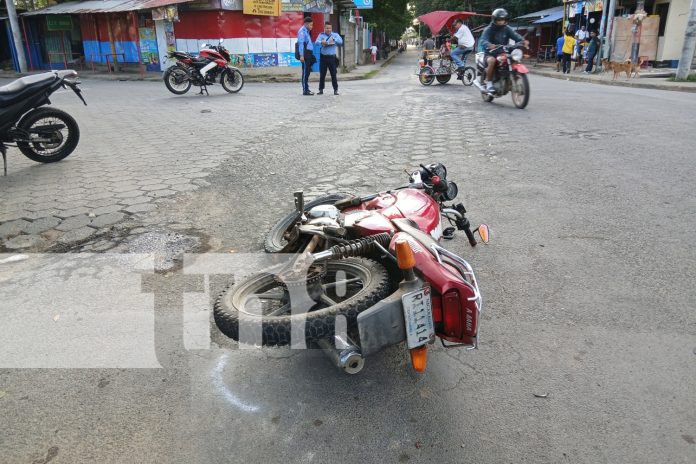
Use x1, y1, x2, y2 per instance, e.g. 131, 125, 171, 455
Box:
395, 239, 416, 270
409, 345, 428, 372
478, 224, 490, 244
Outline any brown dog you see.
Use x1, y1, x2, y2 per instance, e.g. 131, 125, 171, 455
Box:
611, 59, 633, 80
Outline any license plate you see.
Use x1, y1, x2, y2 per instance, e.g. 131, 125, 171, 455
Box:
402, 286, 435, 349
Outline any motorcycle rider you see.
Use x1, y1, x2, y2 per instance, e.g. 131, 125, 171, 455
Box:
478, 8, 529, 94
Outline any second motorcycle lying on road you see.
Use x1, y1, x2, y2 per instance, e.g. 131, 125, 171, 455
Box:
214, 163, 489, 374
164, 39, 244, 96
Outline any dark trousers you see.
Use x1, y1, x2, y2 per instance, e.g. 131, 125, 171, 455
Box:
562, 53, 572, 73
586, 52, 597, 72
301, 51, 313, 93
319, 55, 338, 91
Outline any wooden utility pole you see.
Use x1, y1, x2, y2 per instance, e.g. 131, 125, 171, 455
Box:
5, 0, 28, 72
676, 0, 696, 79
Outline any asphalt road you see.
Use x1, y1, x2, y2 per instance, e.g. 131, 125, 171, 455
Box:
1, 51, 695, 464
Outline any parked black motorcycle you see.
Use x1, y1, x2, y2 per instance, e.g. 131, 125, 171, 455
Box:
0, 70, 86, 175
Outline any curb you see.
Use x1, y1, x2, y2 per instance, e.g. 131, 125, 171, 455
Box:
527, 68, 696, 93
0, 56, 396, 85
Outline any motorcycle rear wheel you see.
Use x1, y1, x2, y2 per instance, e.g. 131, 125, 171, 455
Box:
16, 107, 80, 163
214, 258, 391, 346
221, 68, 244, 93
164, 67, 191, 95
264, 193, 351, 253
511, 73, 530, 109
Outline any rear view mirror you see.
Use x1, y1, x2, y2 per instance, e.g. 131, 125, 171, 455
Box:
477, 224, 489, 243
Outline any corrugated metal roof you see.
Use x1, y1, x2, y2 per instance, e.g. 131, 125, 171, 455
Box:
516, 5, 564, 20
22, 0, 193, 16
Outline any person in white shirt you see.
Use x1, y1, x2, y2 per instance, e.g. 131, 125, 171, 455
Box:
451, 18, 475, 71
574, 25, 588, 41
370, 44, 378, 64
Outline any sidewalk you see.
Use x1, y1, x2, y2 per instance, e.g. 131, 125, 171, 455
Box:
527, 62, 696, 93
0, 53, 397, 84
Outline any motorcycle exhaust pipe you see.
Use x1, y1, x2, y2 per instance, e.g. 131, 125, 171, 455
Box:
317, 335, 364, 374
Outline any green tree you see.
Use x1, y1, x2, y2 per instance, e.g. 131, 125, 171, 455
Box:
360, 0, 413, 38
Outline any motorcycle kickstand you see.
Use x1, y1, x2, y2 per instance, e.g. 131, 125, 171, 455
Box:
1, 145, 6, 176
198, 84, 209, 96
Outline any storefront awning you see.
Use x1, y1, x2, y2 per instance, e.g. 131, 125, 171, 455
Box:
22, 0, 193, 16
533, 10, 564, 24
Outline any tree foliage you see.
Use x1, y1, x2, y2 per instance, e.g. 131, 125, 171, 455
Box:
359, 0, 413, 38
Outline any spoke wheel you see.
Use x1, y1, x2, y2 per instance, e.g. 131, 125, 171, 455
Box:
461, 66, 476, 86
511, 73, 530, 109
419, 67, 435, 86
214, 258, 391, 346
435, 67, 451, 84
221, 68, 244, 93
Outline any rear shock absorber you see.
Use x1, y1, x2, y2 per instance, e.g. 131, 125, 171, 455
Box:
312, 233, 392, 261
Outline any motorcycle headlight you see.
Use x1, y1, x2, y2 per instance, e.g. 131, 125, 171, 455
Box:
511, 49, 524, 62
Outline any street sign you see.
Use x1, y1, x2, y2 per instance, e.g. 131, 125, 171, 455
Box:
46, 15, 72, 31
243, 0, 281, 16
352, 0, 373, 9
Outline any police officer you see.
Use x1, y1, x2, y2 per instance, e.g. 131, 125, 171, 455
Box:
316, 22, 343, 95
297, 17, 315, 95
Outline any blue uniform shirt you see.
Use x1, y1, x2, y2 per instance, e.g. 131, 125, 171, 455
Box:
556, 36, 564, 56
316, 32, 343, 55
297, 26, 313, 54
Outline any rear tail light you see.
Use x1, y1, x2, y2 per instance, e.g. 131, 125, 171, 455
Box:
441, 289, 478, 341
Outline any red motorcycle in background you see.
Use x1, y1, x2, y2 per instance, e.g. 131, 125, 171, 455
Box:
163, 39, 244, 95
214, 163, 490, 374
474, 43, 530, 109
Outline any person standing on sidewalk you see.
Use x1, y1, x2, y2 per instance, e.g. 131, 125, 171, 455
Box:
561, 30, 576, 74
370, 44, 378, 64
317, 22, 343, 95
556, 32, 565, 72
584, 30, 600, 73
297, 17, 315, 95
451, 18, 475, 73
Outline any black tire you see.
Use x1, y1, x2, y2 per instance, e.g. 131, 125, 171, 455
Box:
264, 193, 351, 253
221, 68, 244, 93
511, 73, 530, 109
164, 66, 191, 95
16, 107, 79, 163
419, 67, 435, 86
435, 67, 451, 84
214, 258, 391, 346
461, 66, 475, 86
479, 76, 494, 102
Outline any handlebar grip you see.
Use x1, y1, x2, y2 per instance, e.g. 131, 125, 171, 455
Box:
463, 224, 477, 247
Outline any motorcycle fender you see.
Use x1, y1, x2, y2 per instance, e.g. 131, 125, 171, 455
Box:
357, 276, 427, 357
356, 289, 407, 357
512, 63, 529, 73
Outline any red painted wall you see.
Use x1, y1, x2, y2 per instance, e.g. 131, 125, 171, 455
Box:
174, 11, 323, 39
80, 13, 137, 42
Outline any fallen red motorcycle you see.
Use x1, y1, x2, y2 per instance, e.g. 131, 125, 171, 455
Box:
163, 39, 244, 95
214, 163, 489, 374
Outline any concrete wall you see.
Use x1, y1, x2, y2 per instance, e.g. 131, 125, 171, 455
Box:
654, 0, 690, 61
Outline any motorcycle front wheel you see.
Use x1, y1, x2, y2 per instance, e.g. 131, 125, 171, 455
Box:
16, 107, 80, 163
221, 68, 244, 93
264, 193, 351, 253
511, 73, 530, 109
214, 258, 391, 346
164, 67, 191, 95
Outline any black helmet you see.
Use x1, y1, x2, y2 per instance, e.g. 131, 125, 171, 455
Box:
492, 8, 509, 22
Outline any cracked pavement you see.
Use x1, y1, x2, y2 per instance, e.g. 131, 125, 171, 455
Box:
1, 51, 695, 463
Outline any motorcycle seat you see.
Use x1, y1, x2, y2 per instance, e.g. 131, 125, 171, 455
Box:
391, 218, 439, 258
0, 72, 57, 95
